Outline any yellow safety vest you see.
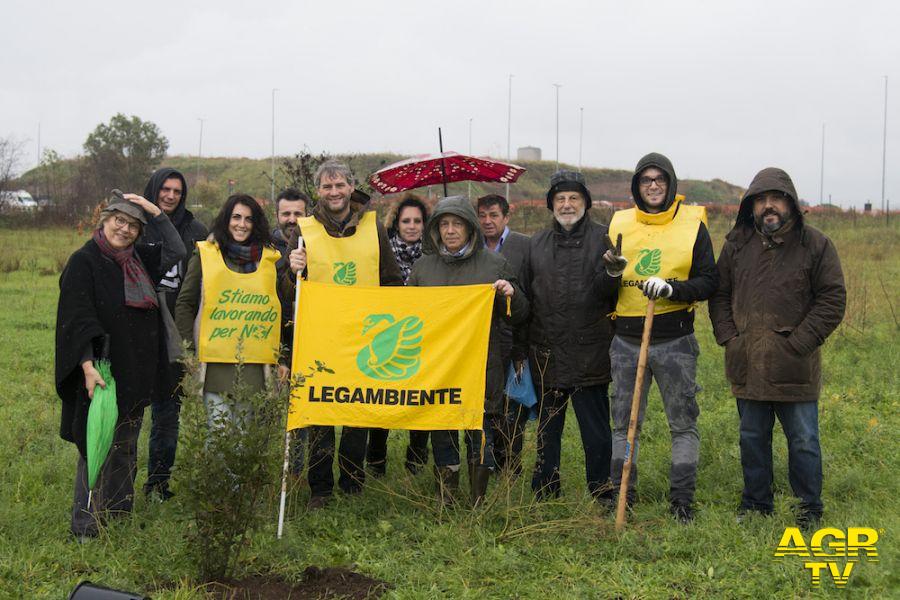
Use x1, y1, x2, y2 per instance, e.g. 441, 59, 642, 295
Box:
197, 241, 281, 364
299, 211, 380, 286
608, 197, 707, 317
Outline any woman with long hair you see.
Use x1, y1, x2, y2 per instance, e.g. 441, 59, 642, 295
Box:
175, 194, 289, 426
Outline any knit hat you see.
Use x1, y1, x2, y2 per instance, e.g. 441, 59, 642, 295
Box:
546, 170, 592, 209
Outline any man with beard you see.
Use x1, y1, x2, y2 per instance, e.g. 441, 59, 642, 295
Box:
141, 167, 208, 500
288, 161, 402, 509
523, 171, 619, 503
607, 153, 718, 522
709, 167, 845, 528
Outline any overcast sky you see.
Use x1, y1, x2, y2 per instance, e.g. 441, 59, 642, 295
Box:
1, 0, 896, 207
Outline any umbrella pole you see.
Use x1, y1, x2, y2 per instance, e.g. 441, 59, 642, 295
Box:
438, 127, 448, 197
278, 243, 304, 539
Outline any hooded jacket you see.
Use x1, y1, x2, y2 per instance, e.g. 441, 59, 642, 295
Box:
613, 153, 718, 342
141, 168, 209, 316
709, 168, 846, 402
408, 196, 529, 415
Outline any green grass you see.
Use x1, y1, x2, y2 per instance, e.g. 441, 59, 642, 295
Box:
0, 215, 897, 598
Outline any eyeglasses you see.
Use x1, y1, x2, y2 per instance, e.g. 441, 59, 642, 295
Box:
639, 175, 667, 188
112, 214, 140, 233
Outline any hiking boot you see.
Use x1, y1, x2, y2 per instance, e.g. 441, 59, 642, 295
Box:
670, 501, 695, 523
795, 510, 822, 531
736, 506, 773, 524
470, 466, 492, 507
367, 461, 386, 479
434, 466, 459, 506
307, 495, 331, 511
144, 482, 175, 502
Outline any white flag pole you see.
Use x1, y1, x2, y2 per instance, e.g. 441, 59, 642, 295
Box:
277, 236, 303, 540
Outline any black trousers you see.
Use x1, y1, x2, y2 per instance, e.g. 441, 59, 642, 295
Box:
146, 362, 183, 492
366, 428, 431, 473
307, 425, 368, 497
532, 384, 612, 500
71, 415, 144, 536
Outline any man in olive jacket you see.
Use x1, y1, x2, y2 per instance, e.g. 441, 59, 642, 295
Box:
709, 167, 845, 527
408, 195, 529, 506
522, 171, 619, 503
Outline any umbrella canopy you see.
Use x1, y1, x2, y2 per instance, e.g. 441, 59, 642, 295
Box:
368, 152, 526, 195
86, 358, 118, 490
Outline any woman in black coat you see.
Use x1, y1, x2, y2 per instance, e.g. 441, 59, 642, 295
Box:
55, 193, 185, 539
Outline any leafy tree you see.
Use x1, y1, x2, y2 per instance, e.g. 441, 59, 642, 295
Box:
0, 135, 25, 193
83, 113, 168, 195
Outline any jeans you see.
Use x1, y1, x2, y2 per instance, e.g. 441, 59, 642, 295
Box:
736, 398, 823, 516
307, 425, 369, 497
431, 414, 496, 469
610, 334, 701, 504
146, 362, 183, 492
531, 384, 612, 499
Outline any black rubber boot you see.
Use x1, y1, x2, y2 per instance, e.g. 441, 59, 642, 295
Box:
434, 466, 459, 506
471, 465, 492, 507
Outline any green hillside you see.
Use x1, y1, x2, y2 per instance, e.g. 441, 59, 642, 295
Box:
17, 153, 744, 209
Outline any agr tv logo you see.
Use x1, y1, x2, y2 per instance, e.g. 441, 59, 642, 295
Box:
774, 527, 881, 587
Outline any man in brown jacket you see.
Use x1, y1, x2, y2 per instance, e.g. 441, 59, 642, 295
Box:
709, 167, 846, 527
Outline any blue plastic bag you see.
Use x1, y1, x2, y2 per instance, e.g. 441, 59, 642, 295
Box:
505, 361, 537, 419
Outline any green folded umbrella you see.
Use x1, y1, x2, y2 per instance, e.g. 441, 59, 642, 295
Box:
86, 358, 118, 491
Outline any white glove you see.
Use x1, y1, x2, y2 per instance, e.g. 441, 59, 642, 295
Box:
642, 276, 672, 300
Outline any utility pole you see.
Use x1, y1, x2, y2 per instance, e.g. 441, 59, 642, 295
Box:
468, 117, 473, 199
578, 107, 584, 172
819, 123, 825, 205
271, 88, 278, 205
506, 74, 513, 202
553, 84, 562, 171
882, 76, 888, 215
36, 122, 41, 198
197, 118, 204, 184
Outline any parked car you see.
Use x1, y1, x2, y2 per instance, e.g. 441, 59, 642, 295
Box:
0, 190, 38, 212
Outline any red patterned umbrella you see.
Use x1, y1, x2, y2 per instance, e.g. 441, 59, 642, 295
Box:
368, 152, 526, 196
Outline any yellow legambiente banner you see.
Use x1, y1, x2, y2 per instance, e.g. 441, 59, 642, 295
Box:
288, 281, 494, 431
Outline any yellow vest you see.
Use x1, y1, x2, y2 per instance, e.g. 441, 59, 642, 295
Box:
608, 197, 707, 317
299, 211, 380, 286
197, 241, 281, 364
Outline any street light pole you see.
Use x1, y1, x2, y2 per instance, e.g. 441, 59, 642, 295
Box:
197, 118, 204, 184
578, 107, 584, 172
271, 88, 278, 205
553, 84, 562, 171
819, 122, 825, 205
882, 76, 888, 215
506, 74, 513, 202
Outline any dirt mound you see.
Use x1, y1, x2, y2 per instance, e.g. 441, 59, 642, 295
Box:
209, 567, 390, 599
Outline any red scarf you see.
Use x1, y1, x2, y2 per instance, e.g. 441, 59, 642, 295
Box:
93, 228, 159, 309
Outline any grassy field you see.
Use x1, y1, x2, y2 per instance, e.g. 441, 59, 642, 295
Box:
0, 214, 897, 599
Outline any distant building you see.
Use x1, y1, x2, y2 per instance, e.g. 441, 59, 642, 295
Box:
517, 146, 541, 161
